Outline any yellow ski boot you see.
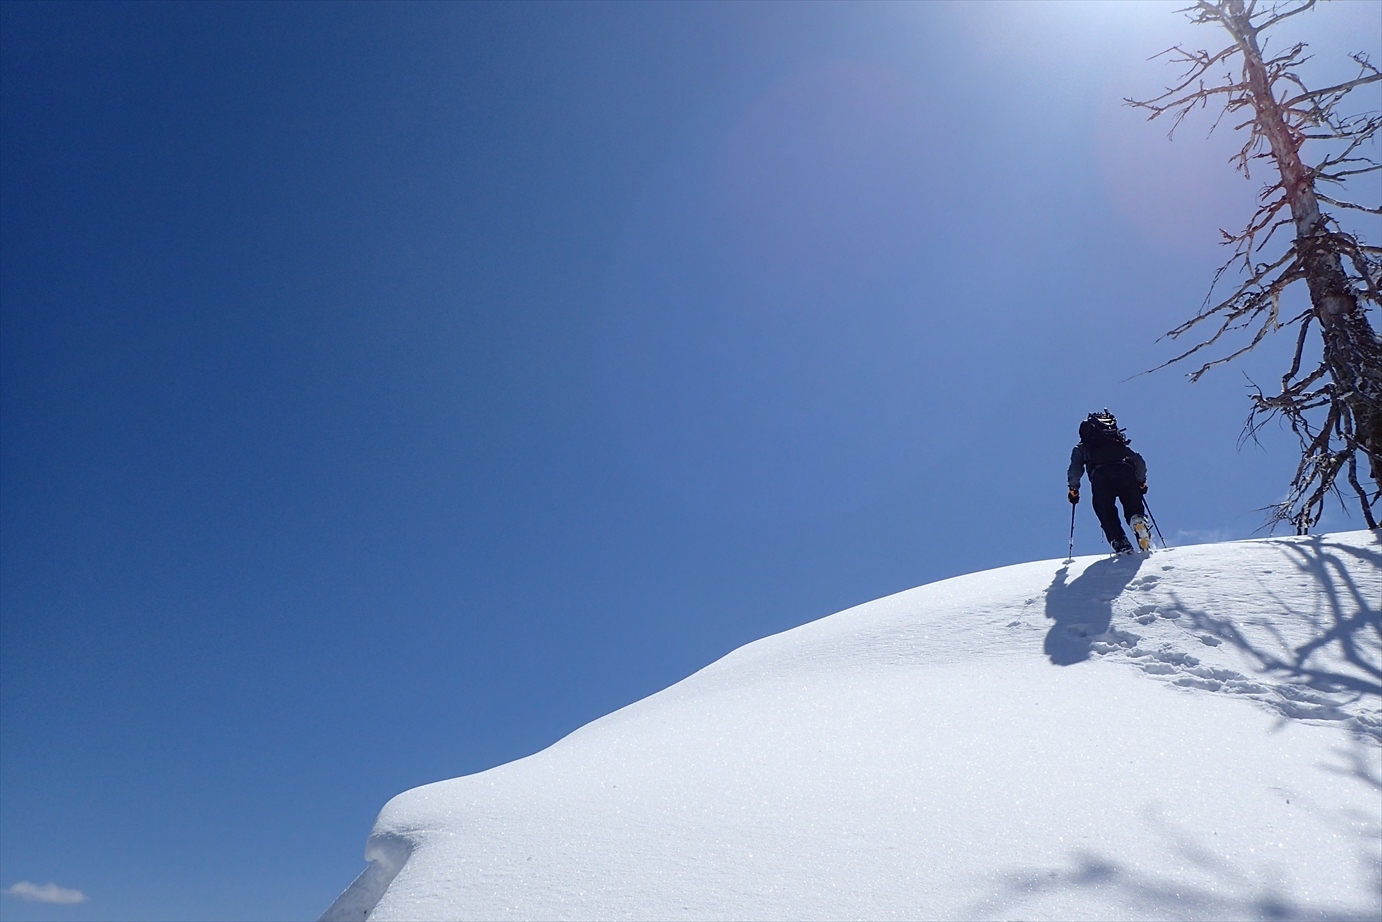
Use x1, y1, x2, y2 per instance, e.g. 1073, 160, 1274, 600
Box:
1130, 514, 1152, 552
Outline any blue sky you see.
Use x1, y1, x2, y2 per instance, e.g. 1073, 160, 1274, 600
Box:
1, 2, 1377, 920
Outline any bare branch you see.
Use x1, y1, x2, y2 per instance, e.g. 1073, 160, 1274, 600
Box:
1281, 72, 1382, 110
1315, 193, 1382, 216
1253, 0, 1318, 33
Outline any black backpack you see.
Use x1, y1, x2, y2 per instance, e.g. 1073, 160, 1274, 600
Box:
1079, 411, 1131, 467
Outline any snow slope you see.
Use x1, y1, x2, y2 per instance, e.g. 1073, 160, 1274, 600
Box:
323, 531, 1381, 921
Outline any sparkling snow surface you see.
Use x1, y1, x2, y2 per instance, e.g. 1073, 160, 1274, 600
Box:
324, 532, 1381, 921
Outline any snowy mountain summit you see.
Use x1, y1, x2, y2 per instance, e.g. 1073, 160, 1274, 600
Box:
324, 531, 1381, 921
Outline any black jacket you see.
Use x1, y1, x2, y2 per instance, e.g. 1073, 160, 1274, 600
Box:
1068, 443, 1146, 490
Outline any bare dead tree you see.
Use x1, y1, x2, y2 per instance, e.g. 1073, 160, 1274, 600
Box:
1128, 0, 1382, 533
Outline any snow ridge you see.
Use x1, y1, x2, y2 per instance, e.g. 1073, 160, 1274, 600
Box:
323, 530, 1381, 922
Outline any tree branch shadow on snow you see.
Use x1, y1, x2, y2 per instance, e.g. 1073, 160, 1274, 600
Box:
1043, 557, 1146, 666
1325, 736, 1382, 792
1157, 535, 1381, 738
962, 846, 1380, 922
1267, 536, 1379, 695
960, 790, 1382, 922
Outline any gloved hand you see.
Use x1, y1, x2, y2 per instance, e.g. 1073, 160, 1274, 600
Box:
1068, 487, 1080, 504
1140, 482, 1148, 495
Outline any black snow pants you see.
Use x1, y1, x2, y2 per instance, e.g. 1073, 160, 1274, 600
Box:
1089, 463, 1146, 547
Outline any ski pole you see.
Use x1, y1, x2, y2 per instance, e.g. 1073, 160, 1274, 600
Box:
1065, 501, 1076, 563
1143, 497, 1169, 549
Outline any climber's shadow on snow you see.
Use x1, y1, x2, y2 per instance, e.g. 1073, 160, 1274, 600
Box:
1043, 557, 1145, 666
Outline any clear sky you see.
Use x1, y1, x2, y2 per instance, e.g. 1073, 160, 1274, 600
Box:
1, 2, 1377, 920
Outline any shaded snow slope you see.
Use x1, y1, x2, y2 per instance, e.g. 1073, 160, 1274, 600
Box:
323, 531, 1381, 921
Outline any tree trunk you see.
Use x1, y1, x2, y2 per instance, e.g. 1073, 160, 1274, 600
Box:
1225, 1, 1382, 504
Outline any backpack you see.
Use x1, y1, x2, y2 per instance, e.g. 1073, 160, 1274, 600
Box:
1079, 411, 1131, 468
